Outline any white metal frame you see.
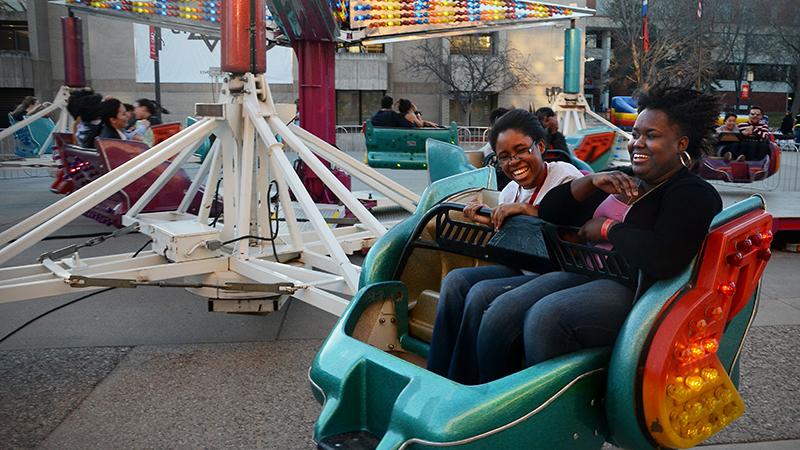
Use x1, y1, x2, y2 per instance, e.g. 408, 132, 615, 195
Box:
0, 74, 420, 317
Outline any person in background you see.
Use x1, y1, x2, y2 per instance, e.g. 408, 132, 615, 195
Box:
398, 98, 438, 128
779, 111, 795, 136
96, 98, 130, 144
535, 107, 568, 151
716, 112, 745, 162
738, 105, 772, 141
371, 95, 410, 128
134, 98, 166, 126
68, 91, 104, 148
716, 112, 740, 134
10, 96, 40, 121
123, 103, 136, 129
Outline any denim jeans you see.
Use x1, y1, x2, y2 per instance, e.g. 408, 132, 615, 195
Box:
426, 265, 536, 384
523, 277, 634, 366
475, 271, 593, 383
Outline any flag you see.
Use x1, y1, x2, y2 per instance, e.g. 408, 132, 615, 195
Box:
698, 0, 702, 18
642, 0, 649, 52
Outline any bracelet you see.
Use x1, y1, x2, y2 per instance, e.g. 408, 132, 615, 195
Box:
600, 219, 616, 241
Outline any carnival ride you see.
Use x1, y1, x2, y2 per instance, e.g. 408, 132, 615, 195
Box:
693, 133, 781, 184
310, 169, 773, 449
364, 120, 458, 170
0, 1, 774, 448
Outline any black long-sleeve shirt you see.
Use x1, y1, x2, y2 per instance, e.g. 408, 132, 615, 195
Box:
538, 167, 722, 285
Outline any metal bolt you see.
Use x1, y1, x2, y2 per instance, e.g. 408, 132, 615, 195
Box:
573, 433, 579, 440
390, 317, 396, 323
388, 344, 395, 350
379, 318, 386, 324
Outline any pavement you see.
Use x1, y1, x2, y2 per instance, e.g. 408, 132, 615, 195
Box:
1, 162, 799, 449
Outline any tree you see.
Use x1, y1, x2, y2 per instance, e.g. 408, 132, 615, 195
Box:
404, 36, 533, 125
606, 0, 722, 90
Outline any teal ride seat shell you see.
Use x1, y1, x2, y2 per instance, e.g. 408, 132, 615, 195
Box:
311, 169, 769, 450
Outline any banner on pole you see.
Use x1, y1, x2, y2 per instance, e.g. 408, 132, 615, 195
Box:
134, 24, 293, 84
149, 26, 158, 61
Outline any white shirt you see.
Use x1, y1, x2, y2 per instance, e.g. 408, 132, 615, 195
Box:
498, 161, 583, 207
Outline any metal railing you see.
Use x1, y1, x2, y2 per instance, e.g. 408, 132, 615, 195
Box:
457, 126, 490, 143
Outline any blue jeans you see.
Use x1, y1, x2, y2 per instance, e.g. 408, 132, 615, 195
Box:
427, 265, 536, 384
475, 271, 593, 383
523, 277, 634, 366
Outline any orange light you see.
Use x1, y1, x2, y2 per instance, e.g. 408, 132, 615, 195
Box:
685, 375, 704, 391
718, 282, 736, 296
702, 339, 719, 354
689, 343, 705, 359
715, 386, 733, 402
701, 366, 719, 382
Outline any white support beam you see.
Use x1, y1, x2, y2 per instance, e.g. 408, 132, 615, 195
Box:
248, 117, 359, 292
0, 118, 218, 248
178, 138, 221, 214
266, 115, 386, 238
231, 258, 348, 317
128, 130, 212, 217
290, 124, 419, 212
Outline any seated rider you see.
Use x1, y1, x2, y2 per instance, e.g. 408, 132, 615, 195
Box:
535, 107, 568, 152
426, 109, 583, 385
727, 106, 774, 161
370, 95, 412, 128
737, 106, 772, 141
471, 83, 723, 383
398, 99, 438, 128
716, 113, 745, 162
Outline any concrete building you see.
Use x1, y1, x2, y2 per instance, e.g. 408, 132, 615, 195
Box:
1, 0, 591, 130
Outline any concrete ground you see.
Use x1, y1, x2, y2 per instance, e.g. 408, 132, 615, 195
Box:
0, 163, 798, 449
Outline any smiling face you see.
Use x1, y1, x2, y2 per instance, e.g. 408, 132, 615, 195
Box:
495, 128, 545, 189
748, 108, 763, 126
110, 104, 128, 130
724, 115, 737, 130
628, 108, 688, 185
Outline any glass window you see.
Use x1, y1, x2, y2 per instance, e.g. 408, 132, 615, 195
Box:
448, 94, 498, 126
337, 43, 385, 54
450, 34, 494, 56
0, 21, 29, 52
336, 90, 385, 125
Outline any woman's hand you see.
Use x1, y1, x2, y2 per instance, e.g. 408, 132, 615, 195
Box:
740, 126, 753, 136
578, 217, 607, 242
590, 171, 639, 198
463, 202, 491, 225
490, 203, 526, 230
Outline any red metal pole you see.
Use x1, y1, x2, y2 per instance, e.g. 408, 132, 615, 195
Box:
293, 40, 337, 146
62, 14, 86, 88
221, 0, 266, 74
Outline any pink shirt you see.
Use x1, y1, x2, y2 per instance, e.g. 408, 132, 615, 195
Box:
592, 195, 631, 250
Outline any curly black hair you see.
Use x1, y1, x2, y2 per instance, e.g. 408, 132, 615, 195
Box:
635, 84, 721, 158
489, 108, 547, 151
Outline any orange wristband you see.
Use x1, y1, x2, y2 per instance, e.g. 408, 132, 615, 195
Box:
600, 219, 615, 241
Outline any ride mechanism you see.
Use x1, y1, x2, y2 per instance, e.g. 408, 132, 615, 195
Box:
0, 1, 593, 312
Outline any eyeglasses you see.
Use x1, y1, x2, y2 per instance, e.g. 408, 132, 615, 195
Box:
496, 146, 533, 166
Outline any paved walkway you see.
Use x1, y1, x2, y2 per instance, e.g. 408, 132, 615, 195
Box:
0, 168, 798, 449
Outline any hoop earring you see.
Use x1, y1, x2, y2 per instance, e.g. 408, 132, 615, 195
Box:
679, 151, 692, 168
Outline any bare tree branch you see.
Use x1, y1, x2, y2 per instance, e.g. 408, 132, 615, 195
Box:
404, 36, 534, 125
